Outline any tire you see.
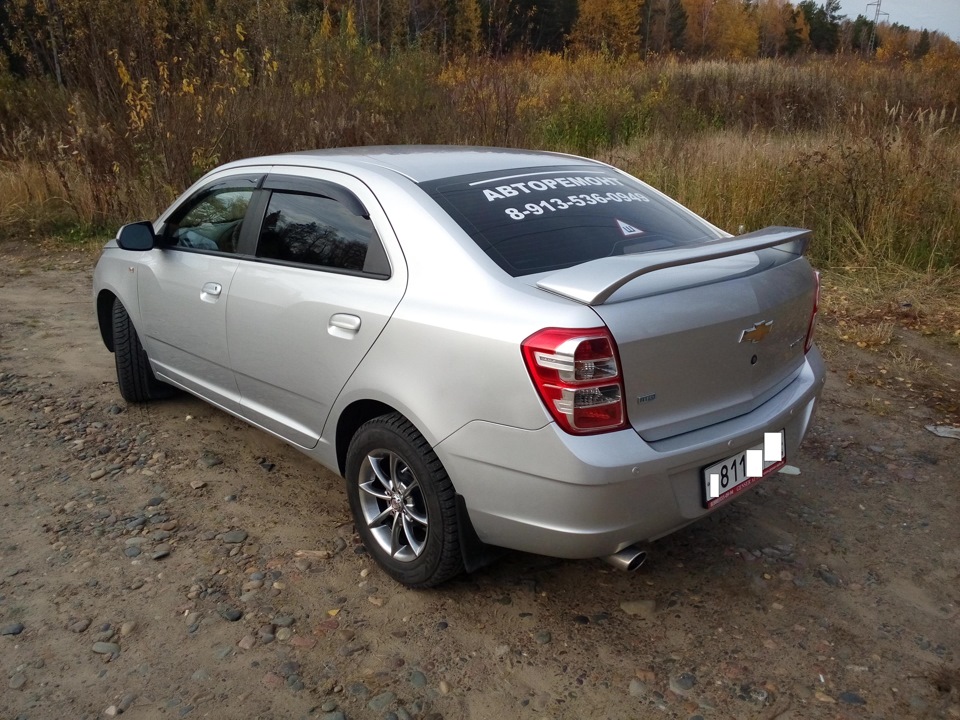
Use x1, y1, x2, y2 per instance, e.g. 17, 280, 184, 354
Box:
345, 413, 464, 587
112, 299, 174, 403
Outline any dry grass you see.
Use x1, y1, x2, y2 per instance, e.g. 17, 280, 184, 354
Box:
816, 266, 960, 421
1, 52, 958, 273
0, 161, 67, 228
889, 347, 928, 375
820, 267, 960, 335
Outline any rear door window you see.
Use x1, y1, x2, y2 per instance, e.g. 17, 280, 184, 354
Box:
421, 165, 720, 277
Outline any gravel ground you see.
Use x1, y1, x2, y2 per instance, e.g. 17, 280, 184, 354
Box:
1, 243, 958, 720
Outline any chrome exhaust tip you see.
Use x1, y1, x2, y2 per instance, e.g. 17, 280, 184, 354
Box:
603, 544, 648, 572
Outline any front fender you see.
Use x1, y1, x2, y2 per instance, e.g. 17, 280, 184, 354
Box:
93, 243, 144, 350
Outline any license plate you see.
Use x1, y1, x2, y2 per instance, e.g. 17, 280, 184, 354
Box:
702, 431, 786, 508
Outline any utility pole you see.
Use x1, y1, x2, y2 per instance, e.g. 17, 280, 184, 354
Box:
866, 0, 889, 54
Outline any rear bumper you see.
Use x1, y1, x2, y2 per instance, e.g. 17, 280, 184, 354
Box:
435, 346, 826, 559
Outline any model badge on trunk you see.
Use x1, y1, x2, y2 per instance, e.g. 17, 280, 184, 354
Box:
740, 320, 773, 344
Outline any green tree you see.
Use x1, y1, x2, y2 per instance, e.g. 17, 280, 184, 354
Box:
914, 28, 931, 58
640, 0, 687, 54
847, 14, 876, 53
798, 0, 841, 52
783, 3, 810, 53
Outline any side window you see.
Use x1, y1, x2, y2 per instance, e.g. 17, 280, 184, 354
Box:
165, 186, 255, 254
256, 191, 375, 273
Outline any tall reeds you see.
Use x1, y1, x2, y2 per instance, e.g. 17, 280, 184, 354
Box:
1, 47, 957, 270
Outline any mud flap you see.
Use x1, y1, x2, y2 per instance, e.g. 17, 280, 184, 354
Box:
456, 494, 506, 573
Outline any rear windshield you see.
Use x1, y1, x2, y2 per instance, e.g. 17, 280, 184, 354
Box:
421, 165, 720, 277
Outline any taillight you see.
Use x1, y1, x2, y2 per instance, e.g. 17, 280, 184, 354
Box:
522, 327, 627, 435
804, 270, 820, 353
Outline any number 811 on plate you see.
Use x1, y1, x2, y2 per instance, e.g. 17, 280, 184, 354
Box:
702, 431, 786, 509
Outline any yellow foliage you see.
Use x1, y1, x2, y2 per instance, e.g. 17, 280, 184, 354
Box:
708, 0, 759, 59
452, 0, 482, 54
125, 77, 155, 133
683, 0, 760, 58
313, 59, 326, 92
191, 145, 219, 174
111, 50, 154, 133
156, 61, 170, 96
343, 8, 358, 45
262, 49, 279, 78
112, 51, 132, 89
571, 0, 642, 56
922, 44, 960, 76
756, 0, 787, 56
233, 48, 252, 87
320, 10, 333, 40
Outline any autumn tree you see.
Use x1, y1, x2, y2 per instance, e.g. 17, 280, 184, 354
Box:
682, 0, 758, 58
571, 0, 644, 56
757, 0, 788, 56
449, 0, 482, 53
681, 0, 712, 55
875, 22, 912, 61
708, 0, 758, 58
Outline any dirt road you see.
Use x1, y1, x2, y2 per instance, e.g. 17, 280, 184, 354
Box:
1, 243, 958, 720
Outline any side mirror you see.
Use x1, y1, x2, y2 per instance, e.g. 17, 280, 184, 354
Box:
116, 221, 156, 251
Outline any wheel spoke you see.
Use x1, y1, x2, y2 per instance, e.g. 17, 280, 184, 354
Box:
358, 480, 390, 501
404, 502, 428, 527
403, 515, 426, 556
368, 505, 394, 527
369, 454, 394, 492
399, 477, 420, 500
389, 454, 405, 490
390, 512, 404, 557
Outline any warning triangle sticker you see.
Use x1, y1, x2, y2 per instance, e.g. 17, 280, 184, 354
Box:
616, 219, 644, 236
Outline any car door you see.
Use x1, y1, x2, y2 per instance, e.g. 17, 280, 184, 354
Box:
137, 172, 264, 410
226, 170, 406, 448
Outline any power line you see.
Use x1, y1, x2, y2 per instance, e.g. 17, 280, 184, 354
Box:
866, 0, 889, 53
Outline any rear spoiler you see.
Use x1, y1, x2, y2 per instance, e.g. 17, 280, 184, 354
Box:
536, 226, 811, 306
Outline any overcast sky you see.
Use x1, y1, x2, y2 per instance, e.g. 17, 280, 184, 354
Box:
836, 0, 960, 39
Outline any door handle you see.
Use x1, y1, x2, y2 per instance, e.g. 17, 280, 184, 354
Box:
200, 282, 222, 302
329, 313, 361, 338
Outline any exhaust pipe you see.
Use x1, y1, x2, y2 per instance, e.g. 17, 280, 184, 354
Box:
603, 544, 648, 572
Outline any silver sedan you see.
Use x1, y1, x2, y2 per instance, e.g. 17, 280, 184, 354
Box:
93, 146, 825, 586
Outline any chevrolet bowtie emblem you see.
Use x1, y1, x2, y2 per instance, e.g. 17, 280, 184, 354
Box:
740, 320, 773, 344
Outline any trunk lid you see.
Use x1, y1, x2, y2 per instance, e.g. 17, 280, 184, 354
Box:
534, 229, 817, 441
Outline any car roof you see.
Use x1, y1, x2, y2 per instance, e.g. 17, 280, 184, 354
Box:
219, 146, 601, 183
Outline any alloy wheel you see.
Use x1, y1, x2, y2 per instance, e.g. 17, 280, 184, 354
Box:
357, 449, 429, 562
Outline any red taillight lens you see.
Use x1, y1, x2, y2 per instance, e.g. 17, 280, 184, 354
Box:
522, 327, 627, 435
804, 270, 820, 353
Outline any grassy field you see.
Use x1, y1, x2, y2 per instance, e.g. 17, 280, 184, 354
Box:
1, 50, 958, 274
